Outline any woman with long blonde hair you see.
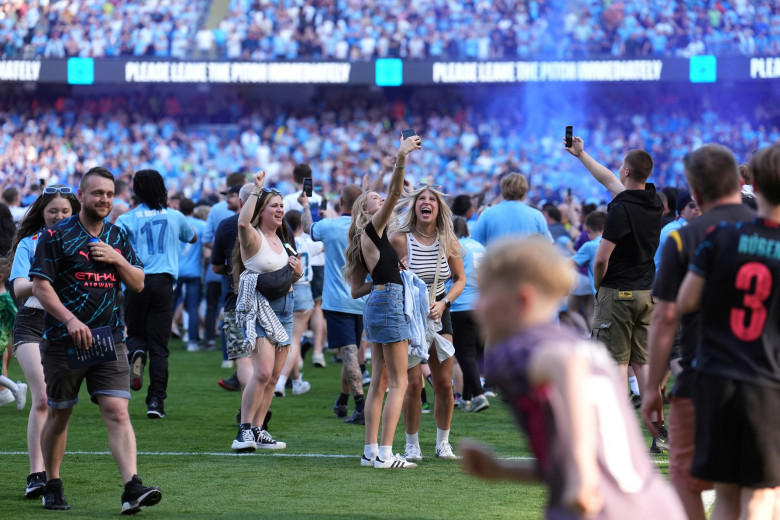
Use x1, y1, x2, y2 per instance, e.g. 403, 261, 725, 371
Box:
389, 182, 465, 461
343, 134, 421, 468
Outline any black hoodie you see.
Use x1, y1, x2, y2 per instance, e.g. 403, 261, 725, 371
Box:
601, 183, 664, 290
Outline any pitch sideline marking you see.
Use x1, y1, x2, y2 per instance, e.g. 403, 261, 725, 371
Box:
0, 450, 669, 465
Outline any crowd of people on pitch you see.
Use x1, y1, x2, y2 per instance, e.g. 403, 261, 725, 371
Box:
4, 0, 780, 60
1, 87, 779, 208
1, 126, 780, 517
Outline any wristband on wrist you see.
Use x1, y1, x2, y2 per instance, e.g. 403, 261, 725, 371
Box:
63, 316, 76, 326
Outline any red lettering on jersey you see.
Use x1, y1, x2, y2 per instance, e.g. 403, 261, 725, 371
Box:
75, 272, 118, 282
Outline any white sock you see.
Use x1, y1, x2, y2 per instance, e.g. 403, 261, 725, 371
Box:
378, 445, 393, 460
436, 428, 450, 446
364, 443, 378, 459
628, 376, 639, 396
294, 374, 303, 383
276, 374, 288, 388
0, 375, 18, 393
405, 432, 419, 446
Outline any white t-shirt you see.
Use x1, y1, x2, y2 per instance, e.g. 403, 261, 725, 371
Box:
283, 190, 325, 266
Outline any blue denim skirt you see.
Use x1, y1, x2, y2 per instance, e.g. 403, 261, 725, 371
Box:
363, 283, 410, 344
250, 292, 294, 347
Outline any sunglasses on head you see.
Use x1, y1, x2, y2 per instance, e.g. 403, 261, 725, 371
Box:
43, 186, 73, 195
415, 183, 443, 191
261, 187, 281, 195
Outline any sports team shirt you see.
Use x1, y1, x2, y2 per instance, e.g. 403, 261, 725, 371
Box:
115, 203, 195, 278
310, 216, 366, 314
690, 218, 780, 388
29, 215, 142, 344
446, 236, 485, 312
653, 204, 756, 398
485, 323, 684, 519
294, 233, 325, 285
178, 216, 207, 279
10, 231, 44, 308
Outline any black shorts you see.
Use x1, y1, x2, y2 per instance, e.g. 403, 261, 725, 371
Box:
12, 306, 45, 353
692, 372, 780, 487
324, 310, 362, 350
41, 339, 131, 409
311, 265, 324, 301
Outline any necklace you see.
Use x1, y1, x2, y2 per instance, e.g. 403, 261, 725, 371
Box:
416, 229, 437, 238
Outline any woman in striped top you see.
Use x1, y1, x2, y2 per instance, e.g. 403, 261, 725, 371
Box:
390, 183, 465, 461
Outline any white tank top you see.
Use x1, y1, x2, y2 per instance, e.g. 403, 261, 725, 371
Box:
407, 232, 450, 297
244, 231, 288, 274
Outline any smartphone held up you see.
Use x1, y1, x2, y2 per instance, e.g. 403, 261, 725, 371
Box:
401, 128, 416, 140
303, 177, 313, 197
565, 126, 573, 148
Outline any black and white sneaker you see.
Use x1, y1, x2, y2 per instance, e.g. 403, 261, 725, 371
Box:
42, 478, 70, 510
253, 427, 286, 450
146, 397, 166, 419
374, 454, 417, 469
129, 350, 146, 391
121, 474, 162, 515
232, 423, 257, 453
25, 471, 46, 499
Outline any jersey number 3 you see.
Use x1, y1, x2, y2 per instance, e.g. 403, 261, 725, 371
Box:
730, 262, 772, 342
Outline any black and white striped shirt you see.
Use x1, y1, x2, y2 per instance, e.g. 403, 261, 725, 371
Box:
407, 233, 450, 297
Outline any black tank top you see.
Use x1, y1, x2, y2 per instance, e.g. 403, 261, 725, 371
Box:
362, 221, 403, 285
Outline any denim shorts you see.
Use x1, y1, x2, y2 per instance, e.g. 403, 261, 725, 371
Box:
248, 292, 294, 349
13, 306, 45, 353
293, 283, 314, 312
363, 283, 411, 345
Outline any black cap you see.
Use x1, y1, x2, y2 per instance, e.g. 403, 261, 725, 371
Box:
220, 184, 242, 196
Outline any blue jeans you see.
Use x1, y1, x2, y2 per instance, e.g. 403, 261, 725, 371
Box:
176, 276, 202, 343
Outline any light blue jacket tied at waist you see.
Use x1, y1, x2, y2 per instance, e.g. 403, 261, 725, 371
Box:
236, 270, 289, 351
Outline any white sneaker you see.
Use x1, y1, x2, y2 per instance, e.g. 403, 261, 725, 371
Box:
221, 360, 235, 369
435, 441, 460, 460
14, 382, 27, 410
360, 454, 375, 467
374, 453, 417, 469
0, 388, 14, 407
404, 443, 422, 461
312, 353, 326, 368
292, 378, 311, 395
465, 394, 490, 413
274, 382, 286, 397
186, 342, 199, 352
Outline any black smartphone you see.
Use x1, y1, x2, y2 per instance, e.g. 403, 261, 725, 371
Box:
565, 126, 573, 148
401, 128, 416, 140
39, 178, 45, 187
319, 199, 328, 212
303, 177, 313, 197
567, 187, 572, 197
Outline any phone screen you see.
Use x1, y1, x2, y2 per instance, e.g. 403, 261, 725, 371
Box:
303, 177, 313, 197
401, 128, 416, 140
565, 126, 573, 148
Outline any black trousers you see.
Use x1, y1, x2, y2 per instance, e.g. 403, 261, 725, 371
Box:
451, 310, 485, 401
125, 273, 174, 405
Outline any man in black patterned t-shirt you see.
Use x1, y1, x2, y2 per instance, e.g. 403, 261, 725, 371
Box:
678, 145, 780, 519
30, 167, 162, 514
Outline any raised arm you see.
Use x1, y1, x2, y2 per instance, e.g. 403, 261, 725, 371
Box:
372, 135, 422, 235
237, 170, 265, 258
565, 137, 625, 197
